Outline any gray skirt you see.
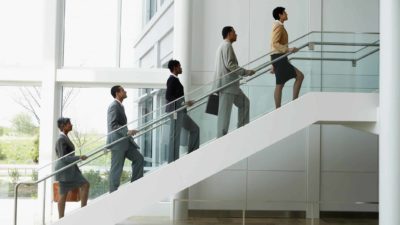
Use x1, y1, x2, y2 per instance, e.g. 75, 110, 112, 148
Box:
59, 172, 88, 196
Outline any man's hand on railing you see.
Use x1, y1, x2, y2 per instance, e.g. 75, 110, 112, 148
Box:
270, 65, 275, 74
127, 129, 138, 136
289, 47, 299, 53
80, 155, 88, 160
186, 100, 194, 107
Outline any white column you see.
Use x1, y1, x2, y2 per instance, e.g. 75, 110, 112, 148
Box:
170, 190, 189, 220
172, 0, 192, 91
116, 0, 122, 68
171, 0, 192, 220
38, 0, 64, 223
380, 0, 400, 224
306, 125, 320, 218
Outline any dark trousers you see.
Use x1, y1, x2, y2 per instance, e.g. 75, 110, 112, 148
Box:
168, 111, 200, 163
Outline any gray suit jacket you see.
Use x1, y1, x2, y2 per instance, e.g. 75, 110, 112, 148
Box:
55, 134, 81, 182
107, 100, 139, 151
214, 40, 250, 95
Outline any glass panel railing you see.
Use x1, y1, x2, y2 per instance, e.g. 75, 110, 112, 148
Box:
13, 31, 380, 224
45, 150, 110, 223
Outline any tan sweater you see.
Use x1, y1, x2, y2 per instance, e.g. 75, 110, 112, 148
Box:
270, 21, 289, 54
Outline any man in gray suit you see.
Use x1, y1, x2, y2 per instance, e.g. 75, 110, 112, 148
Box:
214, 26, 255, 137
107, 85, 144, 193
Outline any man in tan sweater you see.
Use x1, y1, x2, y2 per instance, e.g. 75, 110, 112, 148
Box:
270, 7, 304, 108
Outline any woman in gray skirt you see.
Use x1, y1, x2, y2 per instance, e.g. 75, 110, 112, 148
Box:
55, 117, 90, 218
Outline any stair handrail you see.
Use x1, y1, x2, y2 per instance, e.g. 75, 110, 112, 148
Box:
33, 31, 379, 173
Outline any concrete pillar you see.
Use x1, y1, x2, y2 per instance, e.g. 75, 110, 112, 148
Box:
38, 0, 64, 223
379, 0, 400, 224
171, 0, 192, 220
172, 0, 192, 92
306, 125, 321, 218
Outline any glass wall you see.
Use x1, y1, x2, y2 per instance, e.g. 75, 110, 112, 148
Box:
0, 1, 45, 67
0, 86, 41, 225
63, 0, 118, 67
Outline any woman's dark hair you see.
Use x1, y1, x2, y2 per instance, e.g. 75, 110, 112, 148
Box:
222, 26, 234, 39
111, 85, 122, 98
57, 117, 71, 131
273, 7, 285, 20
168, 59, 180, 73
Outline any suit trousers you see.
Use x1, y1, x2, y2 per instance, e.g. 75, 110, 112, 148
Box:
217, 90, 250, 137
109, 143, 144, 193
168, 111, 200, 163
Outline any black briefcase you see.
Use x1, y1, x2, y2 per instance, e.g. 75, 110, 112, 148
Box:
205, 93, 219, 115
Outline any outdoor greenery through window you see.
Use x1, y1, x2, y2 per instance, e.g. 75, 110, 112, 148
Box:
0, 86, 41, 202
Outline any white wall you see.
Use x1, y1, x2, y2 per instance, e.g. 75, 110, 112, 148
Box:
188, 124, 378, 212
322, 0, 379, 32
320, 125, 378, 211
134, 0, 174, 68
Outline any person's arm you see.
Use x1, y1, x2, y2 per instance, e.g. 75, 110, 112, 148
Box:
56, 139, 80, 164
226, 45, 255, 76
271, 25, 289, 53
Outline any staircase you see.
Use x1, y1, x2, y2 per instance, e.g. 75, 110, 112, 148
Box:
53, 92, 378, 225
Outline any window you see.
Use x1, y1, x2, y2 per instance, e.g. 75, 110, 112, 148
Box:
0, 86, 41, 225
63, 0, 118, 67
0, 86, 41, 165
144, 0, 158, 23
0, 1, 45, 67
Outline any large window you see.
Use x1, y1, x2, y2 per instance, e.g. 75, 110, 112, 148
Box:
0, 86, 41, 225
63, 0, 118, 67
0, 1, 45, 67
0, 86, 41, 165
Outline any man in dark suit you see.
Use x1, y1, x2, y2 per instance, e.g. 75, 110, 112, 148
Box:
107, 85, 144, 193
166, 60, 200, 162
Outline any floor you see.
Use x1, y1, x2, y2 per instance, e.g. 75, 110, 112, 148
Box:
121, 216, 379, 225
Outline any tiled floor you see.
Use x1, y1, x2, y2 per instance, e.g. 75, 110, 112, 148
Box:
122, 216, 378, 225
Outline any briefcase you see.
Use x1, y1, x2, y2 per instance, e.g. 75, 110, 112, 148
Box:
53, 182, 81, 202
205, 93, 219, 115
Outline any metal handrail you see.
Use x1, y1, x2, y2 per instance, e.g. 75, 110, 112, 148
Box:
291, 48, 379, 62
16, 41, 379, 188
31, 32, 313, 174
21, 40, 379, 185
66, 42, 382, 172
32, 32, 380, 174
13, 39, 380, 225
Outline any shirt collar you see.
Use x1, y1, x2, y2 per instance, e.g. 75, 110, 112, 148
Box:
115, 98, 123, 105
274, 20, 284, 26
170, 74, 179, 79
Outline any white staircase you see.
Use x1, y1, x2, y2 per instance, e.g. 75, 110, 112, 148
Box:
53, 92, 378, 225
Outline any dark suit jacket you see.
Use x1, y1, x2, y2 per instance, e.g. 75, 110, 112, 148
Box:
54, 134, 81, 182
107, 100, 139, 150
165, 75, 186, 113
